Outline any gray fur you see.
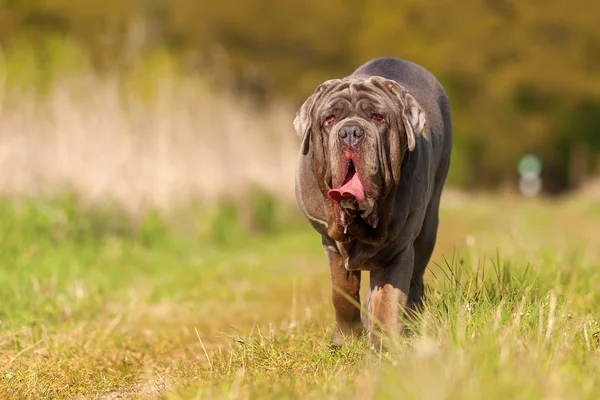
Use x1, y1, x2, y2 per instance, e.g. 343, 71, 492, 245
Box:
294, 57, 452, 348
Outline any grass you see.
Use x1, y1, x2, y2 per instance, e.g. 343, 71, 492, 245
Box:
1, 193, 600, 399
2, 34, 600, 399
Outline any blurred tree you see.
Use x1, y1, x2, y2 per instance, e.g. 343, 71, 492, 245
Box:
0, 0, 598, 192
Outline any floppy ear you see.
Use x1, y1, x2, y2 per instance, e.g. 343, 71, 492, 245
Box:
386, 82, 426, 152
398, 90, 426, 151
293, 79, 340, 156
293, 100, 312, 156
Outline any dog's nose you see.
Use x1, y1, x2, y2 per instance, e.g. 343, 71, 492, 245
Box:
338, 124, 364, 147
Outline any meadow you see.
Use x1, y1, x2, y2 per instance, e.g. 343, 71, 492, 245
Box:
1, 192, 600, 399
1, 56, 600, 399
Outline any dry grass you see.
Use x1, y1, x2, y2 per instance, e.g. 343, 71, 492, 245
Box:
0, 73, 299, 211
1, 194, 600, 399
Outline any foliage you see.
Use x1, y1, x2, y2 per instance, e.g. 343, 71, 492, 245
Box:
0, 0, 599, 191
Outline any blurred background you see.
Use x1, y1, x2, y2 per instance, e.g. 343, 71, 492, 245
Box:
0, 0, 599, 210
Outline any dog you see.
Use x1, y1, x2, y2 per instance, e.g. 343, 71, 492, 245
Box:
293, 57, 452, 348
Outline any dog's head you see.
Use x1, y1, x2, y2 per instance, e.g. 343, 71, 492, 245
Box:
294, 75, 427, 244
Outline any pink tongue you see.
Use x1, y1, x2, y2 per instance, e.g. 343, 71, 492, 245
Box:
328, 173, 365, 203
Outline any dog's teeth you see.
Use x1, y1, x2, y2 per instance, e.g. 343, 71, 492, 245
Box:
341, 198, 358, 210
343, 213, 354, 234
358, 197, 375, 211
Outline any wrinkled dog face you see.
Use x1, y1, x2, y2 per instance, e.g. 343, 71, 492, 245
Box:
294, 75, 426, 243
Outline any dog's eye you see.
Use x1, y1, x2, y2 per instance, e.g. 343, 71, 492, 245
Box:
371, 114, 385, 123
324, 115, 335, 127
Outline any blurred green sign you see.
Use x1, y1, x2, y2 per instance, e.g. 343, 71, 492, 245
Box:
518, 154, 542, 177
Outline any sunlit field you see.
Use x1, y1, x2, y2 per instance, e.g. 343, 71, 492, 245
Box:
1, 191, 600, 399
1, 62, 600, 399
2, 2, 600, 398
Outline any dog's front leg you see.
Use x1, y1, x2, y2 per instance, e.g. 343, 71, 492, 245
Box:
366, 246, 414, 351
324, 241, 363, 347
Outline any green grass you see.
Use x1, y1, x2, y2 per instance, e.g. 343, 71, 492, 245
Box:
1, 194, 600, 399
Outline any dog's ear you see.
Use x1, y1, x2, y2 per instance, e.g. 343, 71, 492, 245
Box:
294, 79, 340, 156
398, 90, 425, 152
385, 81, 426, 152
293, 100, 312, 156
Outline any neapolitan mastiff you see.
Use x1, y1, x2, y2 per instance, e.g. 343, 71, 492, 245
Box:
294, 57, 452, 348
